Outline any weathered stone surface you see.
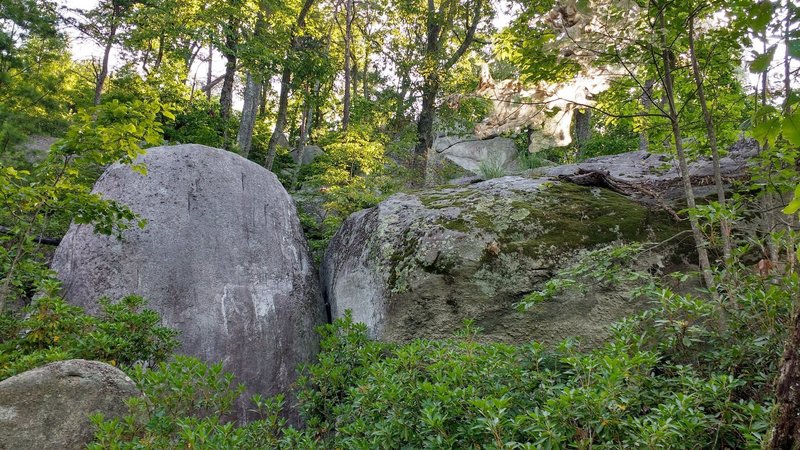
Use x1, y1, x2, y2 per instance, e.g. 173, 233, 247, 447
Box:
539, 140, 757, 202
0, 359, 139, 450
291, 145, 325, 166
473, 64, 616, 152
51, 144, 325, 421
427, 136, 519, 184
322, 176, 685, 346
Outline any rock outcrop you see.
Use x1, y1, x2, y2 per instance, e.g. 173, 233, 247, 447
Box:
322, 176, 686, 346
472, 64, 616, 152
291, 145, 325, 166
0, 360, 139, 450
539, 139, 758, 202
52, 144, 326, 421
427, 136, 519, 184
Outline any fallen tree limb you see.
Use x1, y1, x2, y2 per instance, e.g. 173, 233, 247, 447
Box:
558, 168, 682, 222
0, 226, 62, 246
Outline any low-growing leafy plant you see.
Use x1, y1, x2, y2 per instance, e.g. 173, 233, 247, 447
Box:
0, 289, 178, 379
89, 356, 316, 450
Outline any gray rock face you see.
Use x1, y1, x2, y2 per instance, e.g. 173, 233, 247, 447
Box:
51, 144, 325, 421
0, 359, 139, 450
539, 140, 757, 201
428, 136, 519, 184
291, 145, 325, 165
322, 176, 686, 346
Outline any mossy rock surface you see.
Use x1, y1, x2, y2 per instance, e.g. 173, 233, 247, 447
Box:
322, 176, 688, 346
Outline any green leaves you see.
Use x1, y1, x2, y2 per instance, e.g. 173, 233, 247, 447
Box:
783, 184, 800, 215
749, 44, 776, 73
789, 39, 800, 59
782, 110, 800, 147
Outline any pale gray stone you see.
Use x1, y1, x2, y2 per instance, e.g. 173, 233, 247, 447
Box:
0, 360, 139, 450
52, 144, 325, 421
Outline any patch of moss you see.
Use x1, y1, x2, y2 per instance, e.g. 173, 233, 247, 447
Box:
435, 217, 470, 233
390, 182, 688, 289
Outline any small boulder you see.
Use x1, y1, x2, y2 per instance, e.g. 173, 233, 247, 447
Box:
290, 145, 324, 166
0, 359, 139, 450
428, 136, 519, 184
51, 144, 326, 421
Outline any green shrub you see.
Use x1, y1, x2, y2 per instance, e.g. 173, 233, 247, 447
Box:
89, 356, 316, 450
0, 292, 178, 379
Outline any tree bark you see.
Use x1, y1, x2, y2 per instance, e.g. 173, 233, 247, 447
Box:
237, 72, 261, 157
412, 0, 483, 182
768, 304, 800, 449
265, 0, 317, 170
219, 22, 238, 122
342, 0, 354, 131
638, 79, 654, 152
574, 108, 591, 160
93, 12, 119, 106
292, 85, 316, 187
265, 66, 292, 170
658, 6, 714, 291
688, 15, 732, 265
206, 42, 213, 100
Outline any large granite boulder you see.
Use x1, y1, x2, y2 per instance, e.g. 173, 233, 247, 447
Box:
0, 360, 139, 450
52, 144, 326, 421
322, 177, 686, 346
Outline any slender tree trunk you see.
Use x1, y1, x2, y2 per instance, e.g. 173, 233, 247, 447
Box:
658, 6, 714, 290
219, 22, 239, 149
265, 0, 316, 170
639, 79, 654, 152
237, 73, 261, 157
292, 85, 316, 187
94, 19, 118, 106
688, 16, 732, 265
574, 108, 591, 160
259, 83, 269, 117
153, 33, 165, 72
265, 67, 291, 170
362, 44, 369, 100
414, 74, 440, 178
206, 42, 213, 100
219, 24, 238, 121
342, 0, 354, 130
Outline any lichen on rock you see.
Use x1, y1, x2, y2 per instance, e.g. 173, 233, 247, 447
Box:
322, 175, 687, 346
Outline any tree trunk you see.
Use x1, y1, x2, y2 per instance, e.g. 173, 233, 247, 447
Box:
265, 66, 292, 170
292, 86, 316, 188
768, 304, 800, 449
414, 74, 439, 179
574, 108, 591, 160
638, 79, 654, 152
219, 24, 238, 122
259, 83, 269, 117
658, 6, 714, 291
265, 0, 316, 170
206, 42, 213, 100
362, 45, 369, 100
237, 72, 261, 158
688, 15, 732, 265
93, 18, 118, 106
342, 0, 354, 130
